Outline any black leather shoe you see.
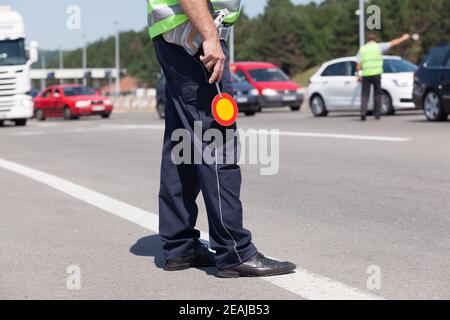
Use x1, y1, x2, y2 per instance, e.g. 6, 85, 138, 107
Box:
216, 252, 296, 278
164, 244, 216, 271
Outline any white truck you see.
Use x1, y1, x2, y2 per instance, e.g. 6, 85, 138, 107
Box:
0, 5, 38, 126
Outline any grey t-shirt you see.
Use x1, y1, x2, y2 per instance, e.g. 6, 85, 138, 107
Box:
356, 42, 391, 63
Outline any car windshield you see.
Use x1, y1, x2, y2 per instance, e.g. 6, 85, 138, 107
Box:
384, 59, 418, 73
0, 38, 27, 66
63, 87, 97, 96
231, 73, 244, 83
248, 68, 289, 82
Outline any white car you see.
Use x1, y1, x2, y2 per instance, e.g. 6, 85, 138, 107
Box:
307, 56, 418, 116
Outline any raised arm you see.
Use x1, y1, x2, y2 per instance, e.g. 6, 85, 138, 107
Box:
179, 0, 225, 83
389, 34, 411, 48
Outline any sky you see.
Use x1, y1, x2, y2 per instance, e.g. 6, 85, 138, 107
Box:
5, 0, 312, 50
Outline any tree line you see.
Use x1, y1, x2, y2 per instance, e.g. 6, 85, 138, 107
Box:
41, 0, 450, 87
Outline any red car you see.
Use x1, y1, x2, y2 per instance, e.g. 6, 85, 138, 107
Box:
33, 85, 113, 121
230, 62, 305, 111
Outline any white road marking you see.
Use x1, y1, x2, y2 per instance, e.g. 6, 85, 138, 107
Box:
8, 124, 165, 136
0, 158, 384, 300
28, 122, 60, 128
11, 123, 410, 143
16, 131, 46, 136
275, 131, 410, 142
101, 124, 165, 130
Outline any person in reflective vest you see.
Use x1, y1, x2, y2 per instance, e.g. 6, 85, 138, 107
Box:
147, 0, 297, 278
356, 33, 411, 121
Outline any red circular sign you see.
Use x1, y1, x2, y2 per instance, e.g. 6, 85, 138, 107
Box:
211, 93, 238, 127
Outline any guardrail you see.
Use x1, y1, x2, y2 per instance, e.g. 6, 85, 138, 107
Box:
109, 96, 156, 113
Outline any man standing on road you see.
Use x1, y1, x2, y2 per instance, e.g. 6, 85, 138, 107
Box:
357, 33, 411, 121
146, 0, 296, 278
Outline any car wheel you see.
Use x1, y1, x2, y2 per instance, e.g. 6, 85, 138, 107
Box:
14, 119, 27, 127
0, 120, 4, 127
35, 109, 46, 121
424, 91, 448, 121
310, 94, 328, 117
101, 113, 111, 119
64, 107, 79, 120
380, 91, 395, 116
157, 101, 165, 119
244, 111, 256, 116
290, 105, 301, 112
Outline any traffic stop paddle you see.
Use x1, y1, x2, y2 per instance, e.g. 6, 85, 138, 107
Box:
211, 82, 238, 127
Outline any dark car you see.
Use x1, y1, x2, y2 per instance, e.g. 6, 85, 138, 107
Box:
156, 73, 260, 119
413, 44, 450, 121
230, 73, 260, 116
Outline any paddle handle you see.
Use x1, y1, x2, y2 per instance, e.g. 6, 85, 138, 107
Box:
215, 82, 223, 98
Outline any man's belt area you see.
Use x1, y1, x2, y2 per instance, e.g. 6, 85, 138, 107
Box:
218, 27, 231, 41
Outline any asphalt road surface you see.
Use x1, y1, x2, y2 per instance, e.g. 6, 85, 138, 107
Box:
1, 108, 449, 300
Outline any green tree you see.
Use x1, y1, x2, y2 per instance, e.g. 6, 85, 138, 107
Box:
40, 0, 450, 86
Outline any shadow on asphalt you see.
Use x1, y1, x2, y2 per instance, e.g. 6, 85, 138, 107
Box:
129, 235, 216, 276
316, 111, 423, 118
0, 122, 22, 129
407, 119, 450, 123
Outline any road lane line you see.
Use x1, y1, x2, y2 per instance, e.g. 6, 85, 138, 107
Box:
10, 124, 410, 142
275, 131, 410, 142
16, 131, 46, 136
99, 125, 412, 142
101, 125, 411, 142
28, 123, 60, 128
0, 158, 384, 300
11, 124, 165, 136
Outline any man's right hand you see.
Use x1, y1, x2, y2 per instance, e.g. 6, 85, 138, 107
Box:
200, 36, 225, 84
179, 0, 226, 84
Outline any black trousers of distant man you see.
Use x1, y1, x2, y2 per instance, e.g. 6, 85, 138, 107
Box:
361, 75, 382, 118
153, 36, 258, 269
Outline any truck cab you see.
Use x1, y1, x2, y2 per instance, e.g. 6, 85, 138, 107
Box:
0, 5, 38, 127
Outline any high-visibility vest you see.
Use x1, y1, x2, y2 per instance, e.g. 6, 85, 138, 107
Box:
360, 42, 384, 77
147, 0, 241, 39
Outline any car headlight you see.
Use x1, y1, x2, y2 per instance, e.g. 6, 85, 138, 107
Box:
21, 99, 33, 107
262, 89, 279, 96
393, 80, 410, 87
76, 100, 91, 108
296, 88, 305, 95
104, 99, 112, 106
249, 89, 259, 96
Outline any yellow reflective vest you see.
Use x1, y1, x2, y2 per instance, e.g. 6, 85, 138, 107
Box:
147, 0, 241, 39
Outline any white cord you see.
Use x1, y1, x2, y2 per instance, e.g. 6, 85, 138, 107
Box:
215, 148, 242, 264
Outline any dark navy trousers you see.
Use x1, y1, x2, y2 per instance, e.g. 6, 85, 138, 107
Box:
153, 36, 257, 268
